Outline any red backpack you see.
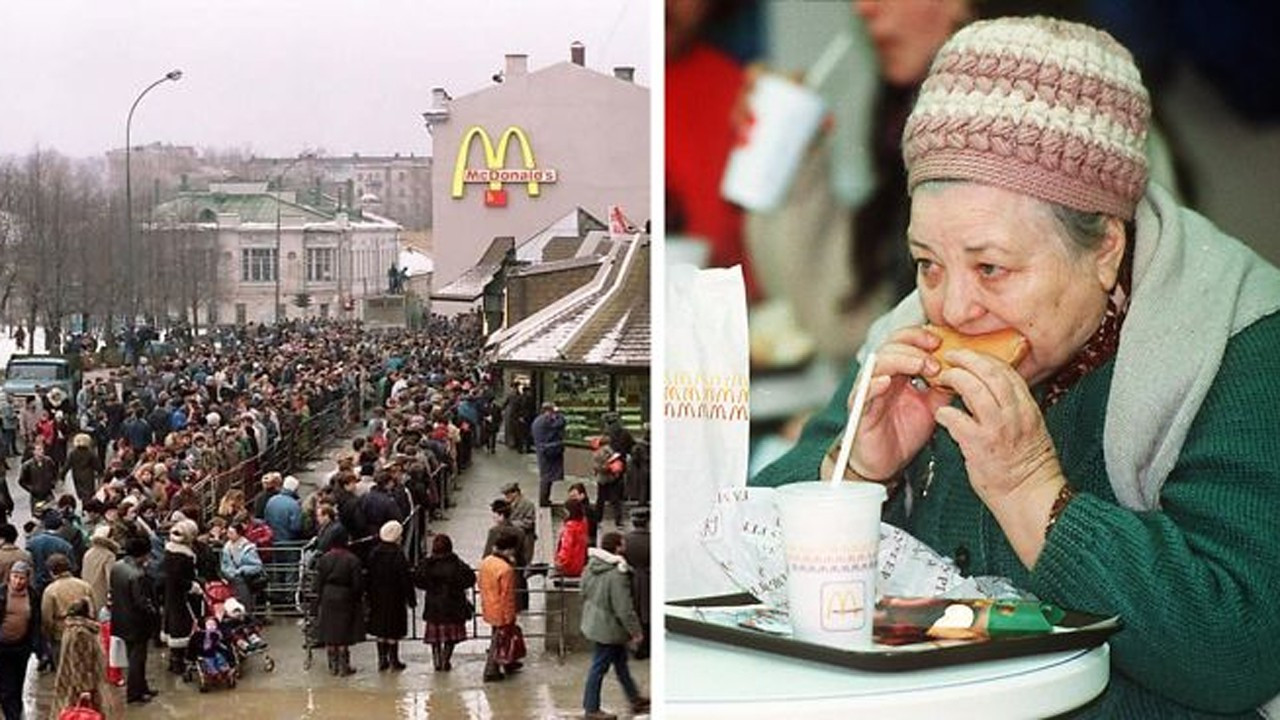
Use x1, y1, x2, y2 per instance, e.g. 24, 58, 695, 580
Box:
243, 518, 274, 548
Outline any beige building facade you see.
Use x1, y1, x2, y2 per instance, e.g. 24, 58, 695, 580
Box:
425, 45, 648, 303
151, 182, 401, 325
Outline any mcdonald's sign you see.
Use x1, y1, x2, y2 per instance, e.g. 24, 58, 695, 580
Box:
451, 125, 558, 207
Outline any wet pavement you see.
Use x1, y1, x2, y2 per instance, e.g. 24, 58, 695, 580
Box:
15, 435, 648, 719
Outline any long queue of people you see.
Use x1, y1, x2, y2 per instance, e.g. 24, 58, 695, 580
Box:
0, 315, 498, 720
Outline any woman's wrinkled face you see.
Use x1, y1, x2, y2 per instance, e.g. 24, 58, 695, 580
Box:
907, 182, 1124, 386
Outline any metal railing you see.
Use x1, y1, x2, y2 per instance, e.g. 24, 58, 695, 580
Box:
191, 390, 357, 521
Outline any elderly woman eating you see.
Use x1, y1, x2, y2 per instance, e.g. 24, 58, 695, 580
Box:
753, 16, 1280, 719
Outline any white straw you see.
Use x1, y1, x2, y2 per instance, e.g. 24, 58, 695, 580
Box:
804, 30, 853, 89
829, 351, 876, 486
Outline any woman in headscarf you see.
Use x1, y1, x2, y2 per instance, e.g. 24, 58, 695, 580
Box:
753, 16, 1280, 717
51, 598, 122, 720
313, 525, 365, 676
413, 533, 475, 672
161, 518, 201, 674
364, 520, 415, 672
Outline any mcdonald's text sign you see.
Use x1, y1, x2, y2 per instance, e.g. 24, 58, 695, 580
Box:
451, 125, 558, 207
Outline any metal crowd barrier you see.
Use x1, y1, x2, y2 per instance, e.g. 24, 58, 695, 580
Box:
191, 391, 358, 522
458, 566, 576, 661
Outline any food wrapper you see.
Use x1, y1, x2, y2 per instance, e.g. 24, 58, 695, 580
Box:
699, 485, 1028, 611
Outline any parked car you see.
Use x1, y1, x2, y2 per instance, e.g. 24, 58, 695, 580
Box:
2, 354, 83, 407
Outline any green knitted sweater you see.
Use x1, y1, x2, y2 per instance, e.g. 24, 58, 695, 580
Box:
753, 311, 1280, 718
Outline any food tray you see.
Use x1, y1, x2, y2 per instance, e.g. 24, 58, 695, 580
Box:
666, 593, 1121, 672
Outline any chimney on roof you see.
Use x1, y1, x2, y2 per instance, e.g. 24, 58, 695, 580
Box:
613, 66, 635, 83
505, 54, 528, 78
570, 41, 585, 67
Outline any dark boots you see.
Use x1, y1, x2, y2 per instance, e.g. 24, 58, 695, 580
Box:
377, 642, 405, 672
441, 642, 454, 672
338, 646, 357, 676
377, 642, 390, 672
388, 642, 406, 672
430, 643, 455, 672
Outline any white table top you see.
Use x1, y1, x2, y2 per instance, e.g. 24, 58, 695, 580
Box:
666, 631, 1110, 720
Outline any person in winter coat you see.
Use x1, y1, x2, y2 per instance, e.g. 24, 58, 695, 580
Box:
580, 532, 649, 719
161, 519, 201, 674
51, 598, 122, 720
365, 520, 415, 672
66, 433, 104, 505
478, 531, 522, 682
530, 402, 566, 507
412, 533, 475, 672
80, 525, 117, 611
40, 553, 96, 670
313, 526, 365, 676
0, 524, 30, 581
220, 522, 265, 615
623, 508, 651, 660
0, 561, 41, 720
263, 476, 303, 543
18, 441, 58, 508
110, 537, 160, 705
554, 498, 589, 578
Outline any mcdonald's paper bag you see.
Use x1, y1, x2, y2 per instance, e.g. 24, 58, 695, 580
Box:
665, 265, 751, 601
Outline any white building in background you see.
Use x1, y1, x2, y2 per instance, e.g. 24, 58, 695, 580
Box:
149, 182, 401, 325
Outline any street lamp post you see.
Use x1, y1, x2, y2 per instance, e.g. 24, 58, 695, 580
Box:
125, 69, 182, 327
273, 153, 314, 324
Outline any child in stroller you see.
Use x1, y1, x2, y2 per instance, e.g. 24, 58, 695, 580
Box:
199, 581, 274, 673
189, 616, 237, 691
221, 597, 269, 655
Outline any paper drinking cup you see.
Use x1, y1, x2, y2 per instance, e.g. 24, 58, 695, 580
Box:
720, 74, 827, 212
776, 481, 886, 649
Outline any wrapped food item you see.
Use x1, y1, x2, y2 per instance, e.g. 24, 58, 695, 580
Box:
874, 597, 1066, 645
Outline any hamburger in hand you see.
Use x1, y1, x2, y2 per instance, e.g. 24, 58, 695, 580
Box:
920, 325, 1029, 391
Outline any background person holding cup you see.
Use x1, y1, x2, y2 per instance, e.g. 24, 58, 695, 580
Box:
752, 16, 1280, 719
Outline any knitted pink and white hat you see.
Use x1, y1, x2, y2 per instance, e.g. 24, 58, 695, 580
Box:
902, 17, 1150, 219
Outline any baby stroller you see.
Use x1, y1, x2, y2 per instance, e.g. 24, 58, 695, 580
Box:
202, 580, 276, 675
186, 615, 238, 692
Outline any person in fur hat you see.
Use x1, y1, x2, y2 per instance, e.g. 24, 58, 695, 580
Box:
161, 519, 201, 674
80, 524, 117, 611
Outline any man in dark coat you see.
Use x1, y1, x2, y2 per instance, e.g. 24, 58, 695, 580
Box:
17, 441, 58, 509
530, 402, 566, 507
624, 508, 651, 659
359, 472, 407, 550
110, 536, 160, 704
313, 527, 365, 676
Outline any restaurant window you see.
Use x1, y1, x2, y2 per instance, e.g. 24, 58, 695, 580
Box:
241, 247, 277, 282
306, 247, 335, 282
538, 370, 646, 443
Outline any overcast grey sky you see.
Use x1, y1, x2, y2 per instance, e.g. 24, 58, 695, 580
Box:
0, 0, 650, 159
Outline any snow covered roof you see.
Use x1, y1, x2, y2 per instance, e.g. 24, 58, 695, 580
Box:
399, 247, 433, 278
486, 234, 649, 369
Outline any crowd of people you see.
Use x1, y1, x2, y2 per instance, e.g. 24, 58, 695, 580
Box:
0, 313, 650, 719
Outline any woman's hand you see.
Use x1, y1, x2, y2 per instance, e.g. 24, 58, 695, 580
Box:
932, 348, 1067, 567
843, 327, 953, 480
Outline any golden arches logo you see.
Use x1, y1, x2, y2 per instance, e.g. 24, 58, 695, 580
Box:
450, 125, 558, 205
820, 582, 867, 631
